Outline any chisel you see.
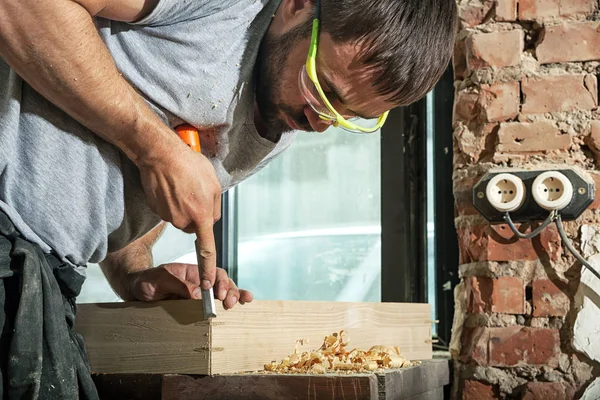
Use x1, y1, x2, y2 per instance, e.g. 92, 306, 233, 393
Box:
175, 123, 217, 319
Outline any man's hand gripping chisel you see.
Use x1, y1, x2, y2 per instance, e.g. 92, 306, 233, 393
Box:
175, 123, 217, 320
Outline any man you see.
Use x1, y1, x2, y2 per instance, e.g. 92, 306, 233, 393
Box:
0, 0, 457, 398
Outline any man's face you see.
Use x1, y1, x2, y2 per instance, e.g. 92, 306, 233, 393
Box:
255, 0, 394, 139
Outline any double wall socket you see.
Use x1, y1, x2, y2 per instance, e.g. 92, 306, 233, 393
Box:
472, 169, 595, 222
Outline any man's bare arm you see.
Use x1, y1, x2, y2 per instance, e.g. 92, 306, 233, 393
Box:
100, 222, 166, 300
100, 222, 253, 308
0, 0, 171, 164
75, 0, 158, 22
0, 0, 222, 290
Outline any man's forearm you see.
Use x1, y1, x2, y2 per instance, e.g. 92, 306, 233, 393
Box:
0, 0, 177, 166
100, 222, 167, 300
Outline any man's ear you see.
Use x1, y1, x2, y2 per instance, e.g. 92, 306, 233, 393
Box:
273, 0, 313, 32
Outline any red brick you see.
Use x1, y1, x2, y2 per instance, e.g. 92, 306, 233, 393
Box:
454, 123, 498, 164
454, 89, 480, 124
466, 276, 525, 314
532, 279, 570, 316
461, 327, 560, 367
455, 191, 479, 216
519, 0, 595, 20
522, 75, 598, 114
490, 327, 560, 366
586, 120, 600, 170
457, 223, 562, 264
537, 22, 600, 64
495, 0, 517, 21
559, 0, 597, 16
587, 120, 600, 155
519, 0, 559, 20
459, 0, 495, 28
480, 82, 520, 122
460, 327, 488, 364
454, 176, 482, 195
463, 380, 499, 400
466, 30, 524, 71
522, 382, 570, 400
454, 82, 520, 124
497, 121, 571, 153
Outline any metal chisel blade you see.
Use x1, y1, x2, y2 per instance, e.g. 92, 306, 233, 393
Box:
195, 238, 217, 319
201, 287, 217, 319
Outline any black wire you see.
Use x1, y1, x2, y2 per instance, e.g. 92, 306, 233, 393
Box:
555, 214, 600, 282
504, 211, 555, 239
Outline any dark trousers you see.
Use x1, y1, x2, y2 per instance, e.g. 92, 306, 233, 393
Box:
0, 211, 99, 399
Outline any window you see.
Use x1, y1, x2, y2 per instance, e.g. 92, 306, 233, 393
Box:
234, 127, 382, 302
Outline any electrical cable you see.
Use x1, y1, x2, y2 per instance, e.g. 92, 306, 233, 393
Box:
555, 214, 600, 282
504, 211, 556, 239
504, 210, 600, 281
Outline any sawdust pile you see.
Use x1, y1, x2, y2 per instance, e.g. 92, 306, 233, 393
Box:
263, 330, 416, 374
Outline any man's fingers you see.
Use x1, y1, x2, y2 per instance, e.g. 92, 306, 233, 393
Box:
213, 268, 254, 307
223, 281, 240, 309
213, 192, 222, 223
215, 268, 230, 300
159, 271, 199, 300
238, 289, 253, 304
195, 224, 217, 290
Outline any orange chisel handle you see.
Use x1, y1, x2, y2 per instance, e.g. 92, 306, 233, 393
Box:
176, 124, 201, 153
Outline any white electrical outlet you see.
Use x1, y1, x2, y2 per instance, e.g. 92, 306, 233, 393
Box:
473, 168, 594, 222
531, 171, 574, 211
485, 173, 526, 212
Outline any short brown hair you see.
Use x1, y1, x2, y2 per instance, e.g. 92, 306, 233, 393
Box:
316, 0, 458, 106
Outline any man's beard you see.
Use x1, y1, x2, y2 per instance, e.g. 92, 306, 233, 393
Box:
255, 25, 313, 141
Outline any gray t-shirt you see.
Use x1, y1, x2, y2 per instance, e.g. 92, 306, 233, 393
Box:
0, 0, 295, 269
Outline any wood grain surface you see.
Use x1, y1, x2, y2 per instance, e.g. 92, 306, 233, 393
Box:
76, 301, 210, 374
76, 299, 432, 375
211, 300, 432, 374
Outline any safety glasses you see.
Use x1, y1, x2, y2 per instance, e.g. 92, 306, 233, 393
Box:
298, 0, 389, 133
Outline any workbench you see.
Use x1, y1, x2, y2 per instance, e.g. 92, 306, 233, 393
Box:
91, 359, 450, 400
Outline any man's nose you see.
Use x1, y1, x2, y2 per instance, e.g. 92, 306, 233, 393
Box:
304, 106, 333, 133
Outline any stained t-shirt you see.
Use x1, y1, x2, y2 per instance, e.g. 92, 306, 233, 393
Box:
0, 0, 295, 270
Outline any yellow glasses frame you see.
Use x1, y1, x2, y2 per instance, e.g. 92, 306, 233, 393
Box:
305, 1, 389, 133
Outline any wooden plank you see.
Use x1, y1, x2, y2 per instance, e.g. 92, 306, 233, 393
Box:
211, 300, 432, 374
76, 301, 210, 374
76, 299, 432, 375
161, 374, 380, 400
377, 360, 450, 400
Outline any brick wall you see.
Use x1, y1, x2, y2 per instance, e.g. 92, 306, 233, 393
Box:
451, 0, 600, 398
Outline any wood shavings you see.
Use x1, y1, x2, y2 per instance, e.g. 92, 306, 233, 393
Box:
263, 330, 416, 374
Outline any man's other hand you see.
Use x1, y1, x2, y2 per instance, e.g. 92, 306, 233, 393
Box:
127, 263, 253, 309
